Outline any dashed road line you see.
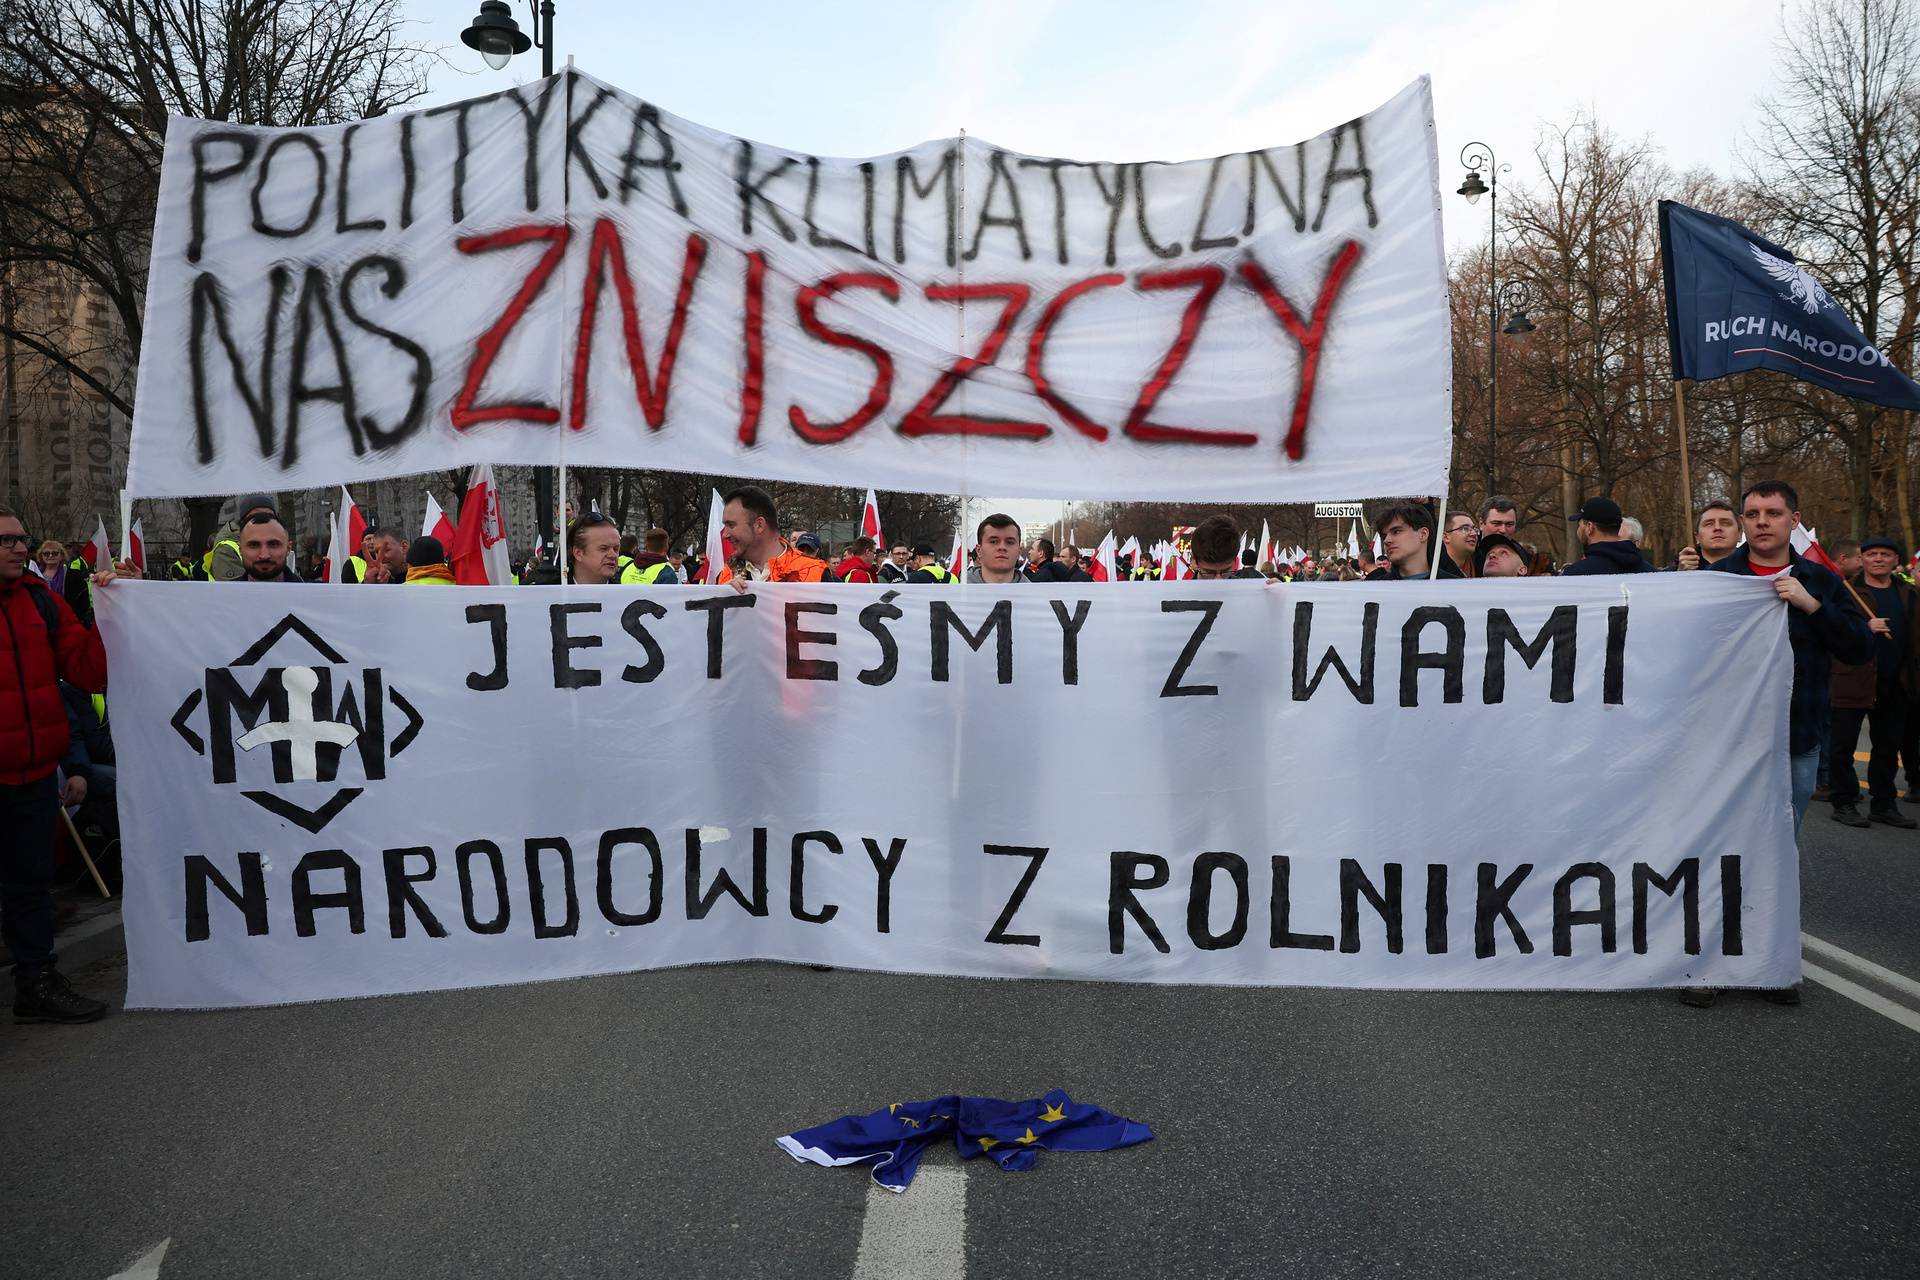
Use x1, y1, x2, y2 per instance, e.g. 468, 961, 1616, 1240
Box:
850, 1164, 966, 1280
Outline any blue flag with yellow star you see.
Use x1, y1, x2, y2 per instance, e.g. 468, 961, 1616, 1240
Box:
776, 1090, 1153, 1192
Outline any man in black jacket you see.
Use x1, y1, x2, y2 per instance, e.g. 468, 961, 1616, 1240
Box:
1682, 480, 1874, 1009
1562, 497, 1657, 575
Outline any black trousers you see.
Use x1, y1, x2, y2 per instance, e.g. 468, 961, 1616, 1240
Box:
1830, 674, 1906, 806
0, 774, 60, 975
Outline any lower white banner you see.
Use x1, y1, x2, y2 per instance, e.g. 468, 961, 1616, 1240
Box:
96, 575, 1798, 1009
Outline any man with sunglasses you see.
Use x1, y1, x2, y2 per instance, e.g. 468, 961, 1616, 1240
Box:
0, 505, 133, 1025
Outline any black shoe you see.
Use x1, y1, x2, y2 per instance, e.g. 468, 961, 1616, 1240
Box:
1832, 801, 1871, 828
1763, 985, 1802, 1006
13, 968, 106, 1024
1677, 987, 1716, 1008
1812, 783, 1831, 802
1870, 803, 1918, 829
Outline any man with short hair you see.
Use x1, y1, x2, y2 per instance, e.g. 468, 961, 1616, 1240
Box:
1358, 544, 1386, 580
1023, 537, 1070, 583
1474, 533, 1531, 577
1620, 516, 1646, 546
1829, 538, 1863, 583
567, 515, 623, 585
207, 493, 279, 580
1188, 516, 1244, 580
1562, 497, 1656, 575
1677, 501, 1740, 571
1685, 480, 1874, 1009
1377, 504, 1457, 579
834, 537, 879, 584
1057, 544, 1093, 582
717, 486, 829, 584
966, 514, 1026, 583
1480, 497, 1519, 538
238, 515, 301, 583
360, 526, 410, 584
878, 543, 911, 583
1827, 537, 1917, 829
621, 528, 680, 584
1, 505, 114, 1024
1443, 512, 1480, 577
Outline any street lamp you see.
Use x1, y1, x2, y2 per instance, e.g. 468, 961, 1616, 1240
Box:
462, 1, 550, 76
462, 1, 558, 552
1500, 281, 1536, 335
1459, 142, 1530, 499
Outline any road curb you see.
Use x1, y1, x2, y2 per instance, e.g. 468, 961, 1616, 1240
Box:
57, 906, 125, 973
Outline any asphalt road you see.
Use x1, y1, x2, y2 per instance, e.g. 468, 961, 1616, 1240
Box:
5, 811, 1919, 1280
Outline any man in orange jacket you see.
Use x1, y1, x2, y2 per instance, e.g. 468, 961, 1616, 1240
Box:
716, 486, 829, 586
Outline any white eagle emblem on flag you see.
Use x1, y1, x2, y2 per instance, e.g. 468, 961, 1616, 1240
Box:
1749, 242, 1832, 314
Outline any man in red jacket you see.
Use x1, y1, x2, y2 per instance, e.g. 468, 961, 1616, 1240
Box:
833, 537, 878, 584
1, 505, 118, 1023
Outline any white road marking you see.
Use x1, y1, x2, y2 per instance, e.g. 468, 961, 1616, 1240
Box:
1802, 932, 1920, 1003
1803, 963, 1920, 1035
105, 1238, 169, 1279
850, 1164, 966, 1280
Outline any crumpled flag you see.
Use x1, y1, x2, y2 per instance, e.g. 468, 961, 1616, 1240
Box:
775, 1089, 1153, 1191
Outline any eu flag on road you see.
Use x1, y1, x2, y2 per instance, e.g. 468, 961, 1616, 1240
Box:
776, 1090, 1153, 1192
1659, 199, 1920, 411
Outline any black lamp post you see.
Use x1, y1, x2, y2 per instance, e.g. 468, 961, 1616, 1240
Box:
462, 1, 558, 555
1458, 142, 1528, 500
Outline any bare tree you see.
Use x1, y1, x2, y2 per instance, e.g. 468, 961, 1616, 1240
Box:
1745, 0, 1920, 541
0, 0, 435, 544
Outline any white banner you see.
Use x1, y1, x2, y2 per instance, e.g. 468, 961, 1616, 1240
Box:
128, 71, 1449, 503
98, 575, 1798, 1009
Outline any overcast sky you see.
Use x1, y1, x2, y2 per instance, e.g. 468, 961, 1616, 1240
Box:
416, 0, 1795, 535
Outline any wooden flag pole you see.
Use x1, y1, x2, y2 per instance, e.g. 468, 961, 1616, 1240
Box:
1674, 377, 1695, 536
60, 805, 111, 899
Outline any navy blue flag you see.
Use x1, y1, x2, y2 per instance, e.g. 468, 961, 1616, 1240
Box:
1659, 199, 1920, 411
776, 1090, 1153, 1192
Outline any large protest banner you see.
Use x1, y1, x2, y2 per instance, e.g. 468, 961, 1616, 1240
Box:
127, 71, 1449, 503
98, 575, 1797, 1009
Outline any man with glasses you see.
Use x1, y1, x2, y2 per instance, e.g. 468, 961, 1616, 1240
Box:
1442, 513, 1480, 578
1189, 516, 1249, 580
878, 543, 911, 584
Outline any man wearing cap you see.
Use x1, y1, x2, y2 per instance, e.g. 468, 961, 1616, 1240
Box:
1561, 497, 1657, 576
1827, 536, 1919, 829
907, 543, 953, 584
790, 531, 839, 582
404, 536, 456, 585
207, 493, 279, 581
1474, 533, 1531, 577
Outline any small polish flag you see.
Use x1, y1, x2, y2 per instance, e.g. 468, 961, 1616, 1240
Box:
1092, 531, 1117, 582
422, 493, 457, 547
948, 531, 966, 578
323, 486, 369, 581
861, 488, 884, 551
701, 487, 728, 584
81, 515, 110, 568
122, 519, 145, 574
1790, 522, 1841, 574
451, 464, 514, 585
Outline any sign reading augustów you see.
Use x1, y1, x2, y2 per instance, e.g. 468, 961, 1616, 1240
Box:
129, 71, 1450, 503
99, 576, 1798, 1009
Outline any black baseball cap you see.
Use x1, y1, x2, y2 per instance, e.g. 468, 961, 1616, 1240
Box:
793, 531, 821, 552
1474, 533, 1528, 574
1570, 497, 1623, 525
911, 542, 937, 557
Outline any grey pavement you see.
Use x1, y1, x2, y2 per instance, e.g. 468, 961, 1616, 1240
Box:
5, 814, 1919, 1280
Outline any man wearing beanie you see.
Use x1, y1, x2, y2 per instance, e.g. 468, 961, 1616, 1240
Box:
404, 535, 455, 585
207, 493, 279, 581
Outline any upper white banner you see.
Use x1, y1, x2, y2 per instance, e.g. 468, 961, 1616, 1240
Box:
98, 575, 1797, 1010
128, 71, 1449, 501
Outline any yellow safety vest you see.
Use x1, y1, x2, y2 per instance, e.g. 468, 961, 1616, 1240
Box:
621, 559, 671, 585
916, 563, 954, 583
206, 539, 238, 576
347, 554, 368, 582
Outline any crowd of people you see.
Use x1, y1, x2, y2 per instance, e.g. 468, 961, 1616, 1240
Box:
3, 476, 1917, 1022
